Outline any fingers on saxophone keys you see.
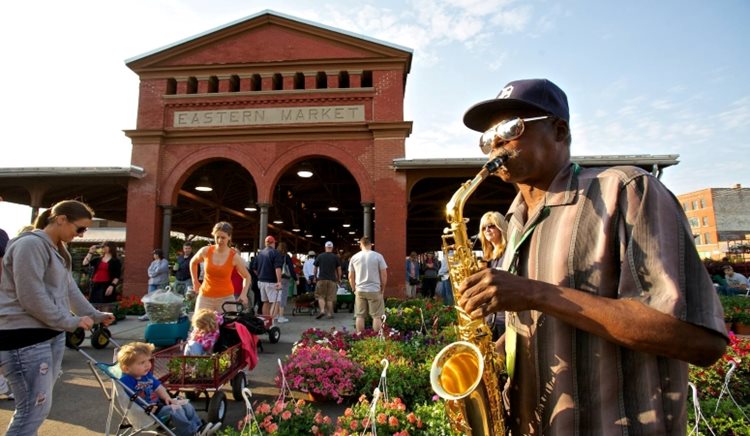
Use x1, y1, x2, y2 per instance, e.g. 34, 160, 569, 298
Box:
470, 301, 489, 319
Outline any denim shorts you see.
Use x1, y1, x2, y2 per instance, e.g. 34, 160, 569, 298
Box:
0, 333, 65, 435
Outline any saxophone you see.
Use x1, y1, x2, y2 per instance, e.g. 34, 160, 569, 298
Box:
429, 157, 506, 436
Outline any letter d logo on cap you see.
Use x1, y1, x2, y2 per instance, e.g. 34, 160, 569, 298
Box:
497, 85, 514, 99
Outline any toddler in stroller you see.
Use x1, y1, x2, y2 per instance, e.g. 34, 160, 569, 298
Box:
118, 342, 221, 436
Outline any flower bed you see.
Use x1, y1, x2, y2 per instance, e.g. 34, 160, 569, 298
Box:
688, 332, 750, 433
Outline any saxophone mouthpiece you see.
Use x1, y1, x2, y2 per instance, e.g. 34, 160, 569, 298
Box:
484, 156, 504, 174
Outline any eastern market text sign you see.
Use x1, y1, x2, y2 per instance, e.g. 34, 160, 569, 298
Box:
173, 105, 365, 127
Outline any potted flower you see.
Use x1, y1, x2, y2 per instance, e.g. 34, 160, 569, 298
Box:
335, 395, 459, 435
278, 344, 364, 404
228, 398, 334, 436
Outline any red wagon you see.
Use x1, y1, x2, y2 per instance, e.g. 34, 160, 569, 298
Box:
151, 341, 246, 424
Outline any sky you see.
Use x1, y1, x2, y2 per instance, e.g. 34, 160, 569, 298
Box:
1, 0, 748, 234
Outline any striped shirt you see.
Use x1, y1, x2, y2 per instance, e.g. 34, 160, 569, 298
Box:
501, 163, 726, 435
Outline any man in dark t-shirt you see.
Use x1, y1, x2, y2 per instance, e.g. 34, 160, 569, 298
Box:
313, 241, 341, 319
253, 236, 284, 318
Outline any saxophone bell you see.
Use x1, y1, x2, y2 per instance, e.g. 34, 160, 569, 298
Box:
430, 341, 484, 400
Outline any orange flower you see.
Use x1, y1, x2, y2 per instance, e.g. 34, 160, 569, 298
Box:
377, 413, 387, 424
344, 408, 353, 417
350, 419, 359, 430
407, 412, 417, 424
388, 415, 399, 426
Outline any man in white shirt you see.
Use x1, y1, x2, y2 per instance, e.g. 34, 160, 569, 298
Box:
302, 251, 316, 293
348, 237, 388, 332
723, 265, 749, 294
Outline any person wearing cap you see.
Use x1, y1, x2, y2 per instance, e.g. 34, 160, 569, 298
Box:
253, 235, 284, 319
313, 241, 341, 319
189, 222, 251, 314
348, 236, 388, 332
456, 78, 727, 434
302, 250, 317, 293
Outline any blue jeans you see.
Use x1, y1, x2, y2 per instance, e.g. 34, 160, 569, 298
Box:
437, 279, 454, 306
0, 333, 65, 435
157, 401, 202, 436
148, 283, 168, 292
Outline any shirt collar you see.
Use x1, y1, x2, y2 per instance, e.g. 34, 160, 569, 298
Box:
504, 162, 579, 225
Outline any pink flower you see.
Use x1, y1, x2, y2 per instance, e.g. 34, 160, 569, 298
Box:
388, 415, 399, 427
323, 416, 332, 424
267, 422, 278, 433
344, 408, 353, 417
257, 402, 271, 414
311, 425, 319, 434
350, 419, 359, 430
281, 410, 292, 420
377, 413, 387, 424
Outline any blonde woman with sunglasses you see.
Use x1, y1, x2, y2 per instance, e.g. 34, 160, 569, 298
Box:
0, 200, 114, 435
477, 211, 508, 344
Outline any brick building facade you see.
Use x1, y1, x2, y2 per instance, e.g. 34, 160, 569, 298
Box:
677, 184, 750, 260
122, 11, 412, 297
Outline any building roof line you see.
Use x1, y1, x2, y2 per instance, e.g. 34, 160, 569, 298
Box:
125, 9, 413, 65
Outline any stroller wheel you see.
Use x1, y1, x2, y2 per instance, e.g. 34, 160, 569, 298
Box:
90, 327, 111, 349
207, 391, 227, 423
268, 326, 281, 344
65, 328, 86, 349
231, 372, 246, 401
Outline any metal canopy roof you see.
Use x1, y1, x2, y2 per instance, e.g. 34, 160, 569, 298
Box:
0, 154, 680, 253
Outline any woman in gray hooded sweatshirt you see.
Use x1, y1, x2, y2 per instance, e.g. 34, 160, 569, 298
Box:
0, 200, 114, 435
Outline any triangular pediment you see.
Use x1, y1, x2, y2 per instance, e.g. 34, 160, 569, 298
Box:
126, 10, 412, 74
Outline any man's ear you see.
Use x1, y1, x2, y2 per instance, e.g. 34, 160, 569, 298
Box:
555, 119, 570, 143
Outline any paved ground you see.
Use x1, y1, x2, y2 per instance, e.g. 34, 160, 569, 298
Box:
0, 305, 353, 435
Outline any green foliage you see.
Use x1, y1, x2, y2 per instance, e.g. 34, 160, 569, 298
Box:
349, 333, 453, 407
720, 296, 750, 323
689, 333, 750, 433
166, 352, 232, 383
384, 299, 457, 334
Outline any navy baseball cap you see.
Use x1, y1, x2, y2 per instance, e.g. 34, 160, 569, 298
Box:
463, 78, 569, 132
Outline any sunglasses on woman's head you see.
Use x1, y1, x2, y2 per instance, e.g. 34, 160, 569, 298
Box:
479, 115, 550, 154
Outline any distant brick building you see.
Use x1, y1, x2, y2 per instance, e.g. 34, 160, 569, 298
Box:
677, 184, 750, 260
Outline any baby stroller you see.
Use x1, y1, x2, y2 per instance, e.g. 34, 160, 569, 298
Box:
215, 301, 279, 350
76, 337, 176, 436
76, 336, 220, 436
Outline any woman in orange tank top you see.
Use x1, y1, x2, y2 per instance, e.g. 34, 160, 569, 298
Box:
190, 221, 251, 313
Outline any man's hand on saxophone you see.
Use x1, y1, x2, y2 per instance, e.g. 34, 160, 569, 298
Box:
457, 268, 535, 318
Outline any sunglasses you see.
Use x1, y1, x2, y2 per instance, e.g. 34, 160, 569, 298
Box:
71, 222, 88, 234
481, 224, 498, 232
479, 115, 550, 154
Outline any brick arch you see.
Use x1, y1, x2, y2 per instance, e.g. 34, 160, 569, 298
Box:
159, 145, 263, 205
258, 142, 374, 204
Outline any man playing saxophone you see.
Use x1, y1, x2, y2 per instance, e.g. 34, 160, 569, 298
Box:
457, 78, 727, 435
